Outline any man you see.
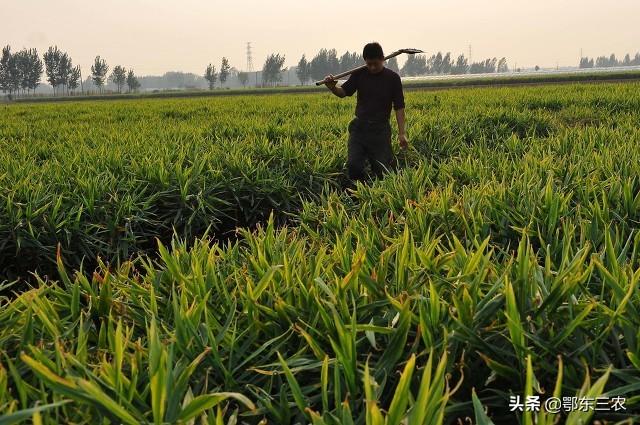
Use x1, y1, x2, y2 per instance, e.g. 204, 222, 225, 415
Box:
323, 42, 408, 184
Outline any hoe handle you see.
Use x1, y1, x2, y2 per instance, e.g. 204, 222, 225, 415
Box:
314, 50, 405, 86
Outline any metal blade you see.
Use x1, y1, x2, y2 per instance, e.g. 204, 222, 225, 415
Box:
399, 48, 424, 54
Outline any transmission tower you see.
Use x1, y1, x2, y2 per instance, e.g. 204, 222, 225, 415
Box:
246, 42, 254, 72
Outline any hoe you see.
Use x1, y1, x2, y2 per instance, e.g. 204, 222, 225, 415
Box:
314, 48, 424, 85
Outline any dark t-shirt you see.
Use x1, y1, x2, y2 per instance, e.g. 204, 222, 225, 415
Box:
340, 67, 405, 122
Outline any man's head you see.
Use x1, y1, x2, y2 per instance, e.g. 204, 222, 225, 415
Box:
363, 42, 384, 74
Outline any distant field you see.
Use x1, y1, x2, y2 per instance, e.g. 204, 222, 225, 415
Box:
7, 68, 640, 103
1, 82, 640, 423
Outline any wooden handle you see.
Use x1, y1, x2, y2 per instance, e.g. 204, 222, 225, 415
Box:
315, 65, 367, 85
314, 50, 404, 85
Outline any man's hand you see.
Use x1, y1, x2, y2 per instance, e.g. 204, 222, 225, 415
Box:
398, 132, 408, 150
323, 74, 337, 89
395, 108, 407, 149
324, 74, 346, 97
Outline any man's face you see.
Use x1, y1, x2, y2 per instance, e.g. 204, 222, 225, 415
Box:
365, 57, 384, 73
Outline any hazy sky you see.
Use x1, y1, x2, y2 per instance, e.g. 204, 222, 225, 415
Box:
3, 0, 640, 76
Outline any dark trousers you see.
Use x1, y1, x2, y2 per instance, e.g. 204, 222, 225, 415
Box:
346, 117, 394, 183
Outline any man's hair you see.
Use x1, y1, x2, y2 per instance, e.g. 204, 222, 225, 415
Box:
363, 42, 384, 60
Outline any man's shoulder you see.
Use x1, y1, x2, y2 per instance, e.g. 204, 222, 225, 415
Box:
352, 67, 367, 77
346, 67, 365, 82
383, 67, 401, 80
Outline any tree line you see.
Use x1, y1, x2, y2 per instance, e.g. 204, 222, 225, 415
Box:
0, 46, 43, 96
579, 52, 640, 69
401, 52, 508, 76
205, 49, 401, 88
0, 44, 141, 98
2, 44, 526, 96
204, 57, 234, 89
291, 48, 509, 85
141, 72, 208, 90
203, 55, 287, 88
295, 49, 369, 85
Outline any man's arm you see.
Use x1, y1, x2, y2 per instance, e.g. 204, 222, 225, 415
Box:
393, 74, 408, 149
324, 74, 346, 97
324, 72, 357, 98
395, 108, 408, 149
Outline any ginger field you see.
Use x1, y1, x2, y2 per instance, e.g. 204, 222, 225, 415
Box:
1, 82, 640, 423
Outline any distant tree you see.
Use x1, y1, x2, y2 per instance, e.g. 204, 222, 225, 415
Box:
401, 54, 427, 76
0, 46, 11, 95
579, 57, 587, 68
0, 46, 41, 97
296, 54, 311, 85
262, 53, 285, 86
43, 46, 61, 94
451, 54, 469, 74
10, 50, 32, 95
135, 71, 206, 90
497, 57, 508, 73
204, 63, 217, 89
431, 53, 444, 74
5, 49, 22, 96
150, 71, 204, 89
126, 69, 140, 92
579, 57, 594, 68
425, 54, 434, 74
220, 57, 231, 86
43, 47, 78, 95
25, 49, 43, 94
0, 46, 32, 97
339, 51, 361, 70
81, 76, 92, 91
57, 53, 73, 94
426, 52, 443, 74
435, 52, 445, 73
582, 51, 640, 68
595, 54, 620, 68
309, 48, 340, 81
469, 58, 497, 73
595, 56, 607, 67
339, 51, 350, 70
327, 49, 340, 73
487, 58, 498, 72
386, 56, 399, 73
68, 65, 81, 93
534, 65, 540, 71
91, 56, 109, 93
109, 65, 127, 93
11, 50, 28, 95
237, 71, 249, 87
416, 55, 428, 75
442, 52, 452, 74
309, 49, 329, 81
